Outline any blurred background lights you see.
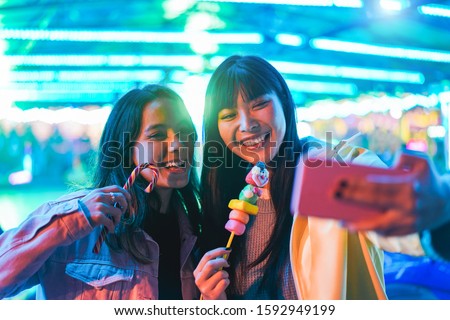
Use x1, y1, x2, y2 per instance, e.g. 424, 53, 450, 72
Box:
389, 105, 403, 119
163, 0, 196, 19
427, 126, 446, 139
200, 0, 363, 7
310, 38, 450, 63
379, 0, 410, 11
0, 198, 20, 229
333, 0, 362, 7
275, 33, 304, 47
296, 121, 312, 139
188, 31, 219, 55
418, 4, 450, 18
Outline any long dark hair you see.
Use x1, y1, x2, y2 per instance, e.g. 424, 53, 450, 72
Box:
92, 84, 202, 264
201, 55, 305, 297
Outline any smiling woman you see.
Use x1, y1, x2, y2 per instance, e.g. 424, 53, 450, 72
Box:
132, 96, 195, 191
195, 55, 425, 300
0, 84, 202, 300
217, 92, 286, 165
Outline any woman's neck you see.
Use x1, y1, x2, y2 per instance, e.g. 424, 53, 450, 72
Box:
156, 188, 173, 214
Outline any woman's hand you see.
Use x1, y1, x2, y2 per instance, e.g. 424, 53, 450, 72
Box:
80, 185, 131, 232
335, 151, 450, 236
194, 247, 231, 300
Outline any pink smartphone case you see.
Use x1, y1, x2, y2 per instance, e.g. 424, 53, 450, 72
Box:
291, 157, 412, 222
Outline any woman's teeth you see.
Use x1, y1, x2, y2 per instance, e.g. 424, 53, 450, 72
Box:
242, 134, 267, 146
164, 161, 185, 168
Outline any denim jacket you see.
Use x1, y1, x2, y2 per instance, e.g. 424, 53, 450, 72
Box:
0, 191, 199, 300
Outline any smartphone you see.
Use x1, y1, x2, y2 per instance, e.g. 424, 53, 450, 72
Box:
290, 157, 413, 221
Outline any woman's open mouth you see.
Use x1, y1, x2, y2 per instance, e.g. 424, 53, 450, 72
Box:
157, 161, 187, 173
239, 133, 270, 150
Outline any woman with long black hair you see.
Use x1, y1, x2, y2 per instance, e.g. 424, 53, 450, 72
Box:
0, 84, 202, 300
194, 55, 423, 300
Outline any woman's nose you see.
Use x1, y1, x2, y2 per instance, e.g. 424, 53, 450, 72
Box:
168, 132, 183, 152
239, 113, 259, 132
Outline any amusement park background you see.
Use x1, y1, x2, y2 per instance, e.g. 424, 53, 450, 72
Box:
1, 0, 450, 299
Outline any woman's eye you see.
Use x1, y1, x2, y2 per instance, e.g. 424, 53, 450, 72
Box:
252, 100, 269, 110
147, 132, 166, 140
219, 112, 236, 121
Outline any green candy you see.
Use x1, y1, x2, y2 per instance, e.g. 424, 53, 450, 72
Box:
239, 185, 258, 205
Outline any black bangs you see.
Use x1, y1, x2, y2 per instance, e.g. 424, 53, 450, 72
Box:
212, 61, 278, 112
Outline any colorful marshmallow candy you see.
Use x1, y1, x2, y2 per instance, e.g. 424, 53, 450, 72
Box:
224, 161, 269, 236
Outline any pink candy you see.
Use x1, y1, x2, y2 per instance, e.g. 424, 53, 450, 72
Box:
229, 209, 250, 224
225, 219, 246, 236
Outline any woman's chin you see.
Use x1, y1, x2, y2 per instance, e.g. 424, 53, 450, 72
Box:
162, 173, 190, 189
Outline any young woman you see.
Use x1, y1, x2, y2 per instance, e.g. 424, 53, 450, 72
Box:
194, 55, 424, 300
0, 84, 202, 300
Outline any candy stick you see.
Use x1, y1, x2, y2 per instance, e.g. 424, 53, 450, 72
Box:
92, 163, 158, 254
222, 232, 235, 261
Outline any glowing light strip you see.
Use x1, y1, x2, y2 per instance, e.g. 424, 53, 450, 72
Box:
0, 106, 112, 125
210, 56, 424, 84
418, 4, 450, 18
286, 79, 357, 95
333, 0, 362, 7
199, 0, 363, 7
379, 0, 405, 11
0, 82, 136, 103
2, 82, 138, 91
275, 33, 304, 46
9, 55, 424, 84
271, 61, 424, 83
310, 38, 450, 63
0, 29, 263, 44
4, 55, 205, 69
0, 93, 440, 125
9, 70, 164, 82
297, 94, 439, 122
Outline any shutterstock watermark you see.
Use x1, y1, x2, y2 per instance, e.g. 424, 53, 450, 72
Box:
99, 131, 351, 170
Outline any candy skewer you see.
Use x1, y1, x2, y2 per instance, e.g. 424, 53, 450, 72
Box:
200, 162, 269, 300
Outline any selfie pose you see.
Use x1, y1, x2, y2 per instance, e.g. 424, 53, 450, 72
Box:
194, 55, 424, 300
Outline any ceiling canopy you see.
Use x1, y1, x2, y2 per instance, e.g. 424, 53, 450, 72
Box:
0, 0, 449, 107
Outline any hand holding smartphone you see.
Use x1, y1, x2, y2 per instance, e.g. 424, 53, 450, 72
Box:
291, 155, 417, 222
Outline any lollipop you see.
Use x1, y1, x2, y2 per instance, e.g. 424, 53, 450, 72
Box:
92, 163, 158, 254
224, 161, 269, 247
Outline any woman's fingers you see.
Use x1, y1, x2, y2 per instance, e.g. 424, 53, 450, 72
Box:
343, 208, 417, 236
334, 177, 415, 211
199, 271, 230, 300
94, 205, 116, 233
80, 185, 132, 230
194, 248, 231, 300
194, 248, 230, 277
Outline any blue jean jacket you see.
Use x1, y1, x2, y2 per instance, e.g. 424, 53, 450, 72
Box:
0, 191, 199, 300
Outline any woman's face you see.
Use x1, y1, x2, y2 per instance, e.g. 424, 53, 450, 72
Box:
133, 98, 195, 189
217, 91, 286, 164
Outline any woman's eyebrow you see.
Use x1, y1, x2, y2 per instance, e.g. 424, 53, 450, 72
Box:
144, 124, 165, 134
